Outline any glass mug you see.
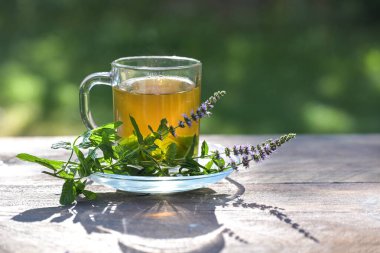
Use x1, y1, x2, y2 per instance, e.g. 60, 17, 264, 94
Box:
79, 56, 201, 156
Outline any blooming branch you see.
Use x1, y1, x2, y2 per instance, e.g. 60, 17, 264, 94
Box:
216, 133, 296, 170
168, 91, 226, 137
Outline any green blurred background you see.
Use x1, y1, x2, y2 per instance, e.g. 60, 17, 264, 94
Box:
1, 0, 379, 136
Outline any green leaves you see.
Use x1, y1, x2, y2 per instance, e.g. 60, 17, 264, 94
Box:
147, 118, 169, 141
157, 118, 169, 138
59, 180, 76, 205
16, 153, 65, 171
51, 141, 72, 150
95, 121, 123, 131
16, 121, 125, 205
201, 140, 209, 157
83, 190, 97, 200
59, 179, 97, 205
129, 115, 143, 144
212, 157, 225, 169
164, 143, 177, 165
73, 147, 91, 177
185, 135, 197, 159
17, 116, 220, 205
88, 121, 122, 146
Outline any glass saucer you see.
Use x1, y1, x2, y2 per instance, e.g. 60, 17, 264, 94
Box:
89, 169, 233, 194
89, 143, 234, 194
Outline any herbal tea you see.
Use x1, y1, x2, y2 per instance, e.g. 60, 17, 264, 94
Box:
113, 76, 200, 155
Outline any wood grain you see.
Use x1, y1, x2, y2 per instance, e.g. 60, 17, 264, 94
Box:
0, 135, 379, 253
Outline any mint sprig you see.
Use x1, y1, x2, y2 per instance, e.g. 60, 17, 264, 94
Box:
16, 90, 296, 205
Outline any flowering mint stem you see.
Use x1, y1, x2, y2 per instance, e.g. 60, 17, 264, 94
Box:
229, 133, 296, 169
199, 133, 296, 170
168, 91, 226, 137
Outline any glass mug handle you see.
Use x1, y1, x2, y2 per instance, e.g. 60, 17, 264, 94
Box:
79, 72, 111, 129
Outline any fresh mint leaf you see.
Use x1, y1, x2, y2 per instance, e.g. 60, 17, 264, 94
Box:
186, 158, 208, 170
140, 165, 158, 176
77, 130, 92, 149
205, 159, 214, 170
89, 121, 122, 145
165, 143, 177, 164
177, 158, 207, 175
185, 135, 197, 159
119, 135, 139, 149
147, 125, 162, 140
83, 190, 97, 200
129, 115, 144, 144
74, 180, 86, 192
148, 125, 155, 133
88, 134, 102, 146
144, 135, 156, 145
142, 149, 161, 169
99, 144, 115, 161
115, 146, 139, 163
157, 118, 168, 138
93, 121, 123, 131
59, 180, 76, 205
174, 136, 196, 158
201, 140, 209, 157
51, 141, 72, 150
89, 129, 119, 145
87, 148, 98, 160
73, 146, 91, 177
16, 153, 65, 171
212, 158, 225, 169
73, 146, 85, 163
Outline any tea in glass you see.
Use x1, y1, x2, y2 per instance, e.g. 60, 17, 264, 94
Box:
113, 76, 200, 155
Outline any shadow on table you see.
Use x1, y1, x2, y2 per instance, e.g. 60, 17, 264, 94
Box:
12, 178, 318, 252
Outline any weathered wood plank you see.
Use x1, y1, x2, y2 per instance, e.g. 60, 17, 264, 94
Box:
0, 135, 379, 253
1, 181, 379, 253
205, 135, 380, 183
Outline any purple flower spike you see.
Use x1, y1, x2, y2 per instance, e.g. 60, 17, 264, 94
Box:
225, 147, 231, 157
264, 143, 272, 155
183, 114, 192, 127
242, 155, 250, 168
229, 157, 238, 170
190, 110, 199, 121
177, 91, 225, 130
253, 153, 260, 162
238, 145, 244, 155
248, 150, 260, 162
221, 133, 296, 169
256, 145, 266, 160
260, 151, 267, 160
196, 108, 204, 118
178, 120, 186, 128
214, 150, 221, 159
169, 126, 176, 137
233, 145, 239, 156
243, 145, 249, 155
201, 103, 208, 113
270, 142, 277, 151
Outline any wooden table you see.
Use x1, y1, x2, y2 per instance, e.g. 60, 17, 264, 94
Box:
0, 135, 379, 253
